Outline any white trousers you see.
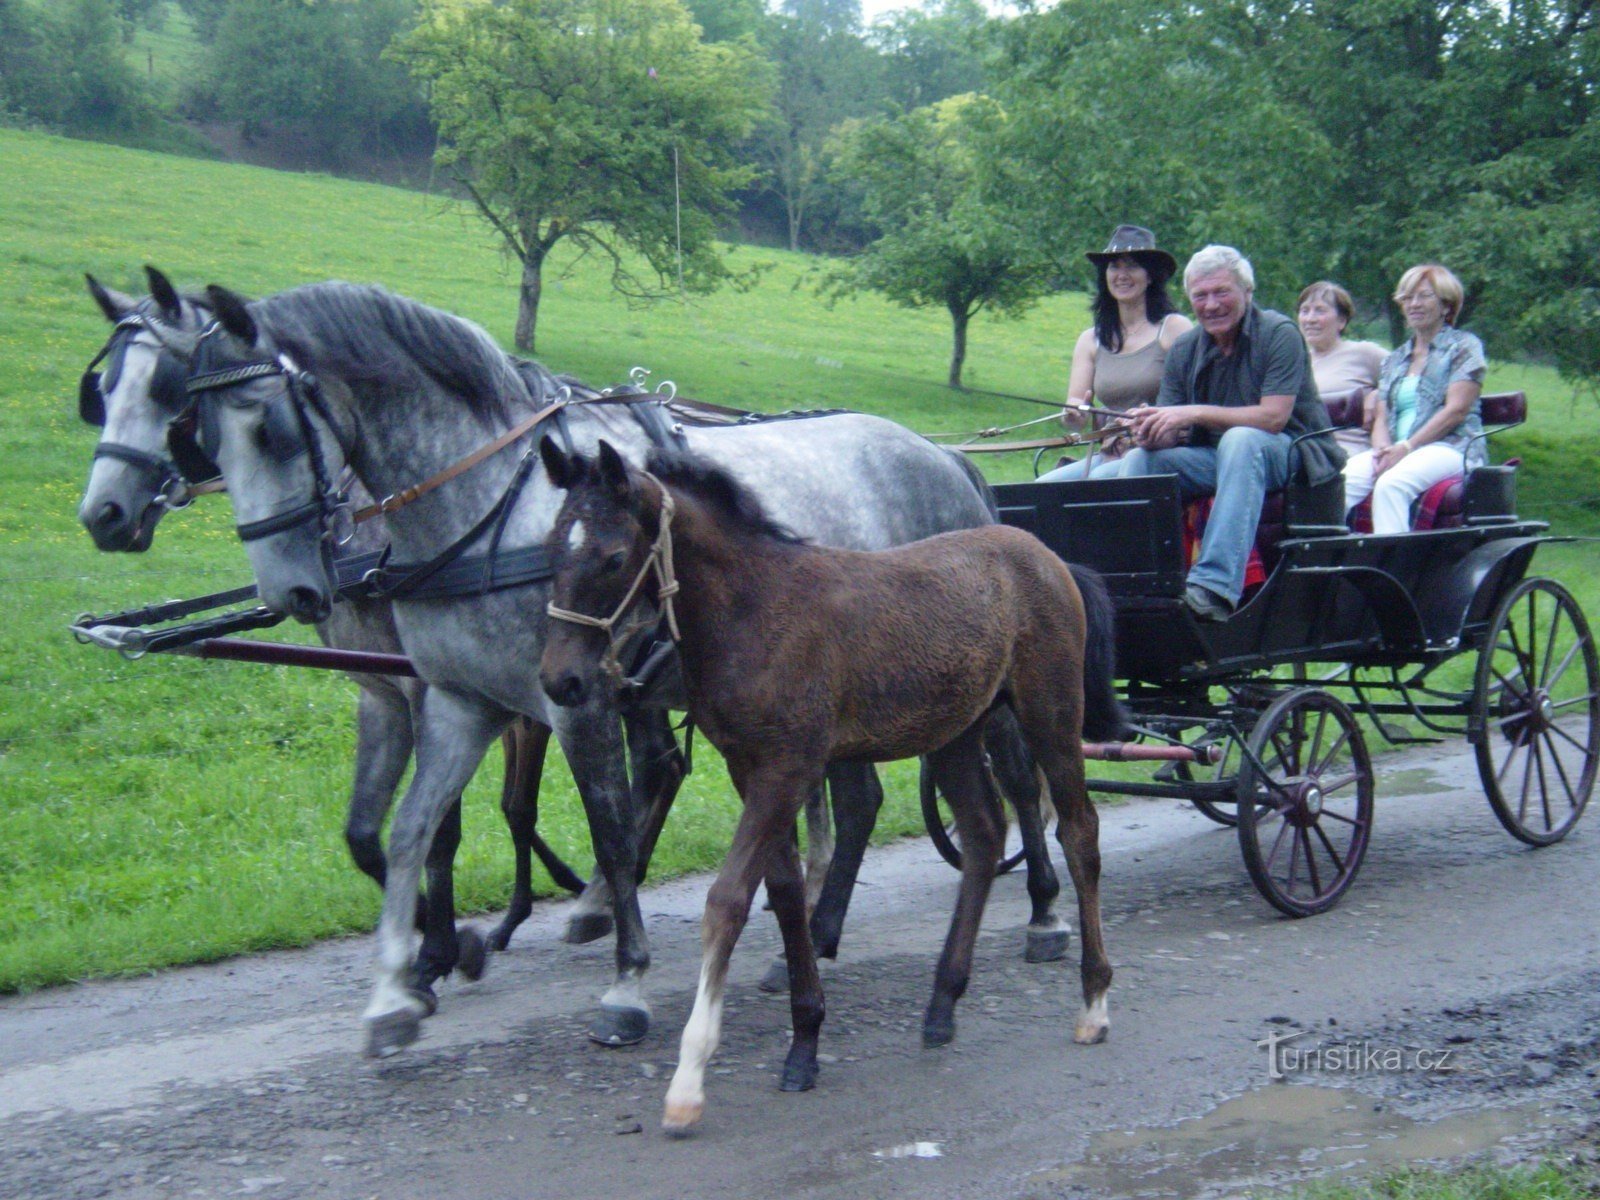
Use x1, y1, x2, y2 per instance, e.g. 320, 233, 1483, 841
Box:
1343, 443, 1466, 534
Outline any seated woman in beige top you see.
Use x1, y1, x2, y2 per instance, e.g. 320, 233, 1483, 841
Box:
1039, 224, 1192, 482
1297, 280, 1386, 456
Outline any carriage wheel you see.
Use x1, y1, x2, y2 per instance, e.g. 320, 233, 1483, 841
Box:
1236, 689, 1374, 917
919, 757, 1029, 875
1174, 727, 1245, 827
1472, 578, 1599, 846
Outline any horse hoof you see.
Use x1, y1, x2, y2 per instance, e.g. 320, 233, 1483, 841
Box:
562, 912, 615, 945
662, 1099, 703, 1136
364, 1008, 422, 1058
587, 1004, 649, 1047
779, 1055, 819, 1093
406, 985, 439, 1019
455, 926, 488, 982
757, 958, 790, 994
922, 1017, 955, 1049
1074, 1020, 1110, 1045
1024, 927, 1071, 963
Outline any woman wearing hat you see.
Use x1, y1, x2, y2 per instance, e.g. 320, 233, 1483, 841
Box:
1038, 224, 1192, 482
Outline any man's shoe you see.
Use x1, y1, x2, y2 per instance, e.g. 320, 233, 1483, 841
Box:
1184, 584, 1233, 622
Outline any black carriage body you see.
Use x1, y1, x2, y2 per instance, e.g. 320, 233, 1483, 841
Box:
994, 475, 1547, 684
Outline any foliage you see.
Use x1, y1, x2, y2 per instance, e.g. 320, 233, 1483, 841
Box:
749, 5, 886, 251
990, 0, 1338, 308
191, 0, 432, 168
826, 94, 1057, 387
393, 0, 771, 351
683, 0, 766, 43
0, 0, 160, 139
869, 0, 990, 112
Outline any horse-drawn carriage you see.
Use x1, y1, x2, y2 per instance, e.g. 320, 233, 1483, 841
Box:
959, 391, 1598, 916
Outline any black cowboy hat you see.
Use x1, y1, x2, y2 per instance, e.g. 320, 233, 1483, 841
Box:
1085, 225, 1177, 277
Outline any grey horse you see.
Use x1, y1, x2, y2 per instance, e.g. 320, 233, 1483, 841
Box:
75, 269, 634, 1006
178, 280, 1070, 1055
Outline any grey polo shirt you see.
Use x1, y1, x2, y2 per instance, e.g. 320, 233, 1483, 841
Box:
1155, 303, 1344, 483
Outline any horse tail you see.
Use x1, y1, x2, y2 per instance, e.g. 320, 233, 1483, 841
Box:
943, 447, 999, 523
1068, 563, 1128, 741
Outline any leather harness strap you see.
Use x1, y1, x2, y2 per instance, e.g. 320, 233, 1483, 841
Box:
349, 397, 571, 525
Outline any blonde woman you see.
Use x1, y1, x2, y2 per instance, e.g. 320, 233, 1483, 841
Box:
1342, 264, 1486, 533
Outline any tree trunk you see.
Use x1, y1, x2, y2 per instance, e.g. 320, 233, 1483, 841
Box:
948, 303, 969, 389
786, 195, 803, 253
515, 253, 543, 353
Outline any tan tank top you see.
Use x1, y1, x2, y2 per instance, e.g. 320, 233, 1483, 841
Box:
1093, 317, 1171, 411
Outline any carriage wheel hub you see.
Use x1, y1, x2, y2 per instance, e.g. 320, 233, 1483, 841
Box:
1302, 784, 1324, 818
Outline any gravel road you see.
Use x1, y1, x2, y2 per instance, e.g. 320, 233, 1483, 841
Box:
4, 735, 1597, 1200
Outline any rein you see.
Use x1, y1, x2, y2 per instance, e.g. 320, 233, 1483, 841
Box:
546, 473, 682, 684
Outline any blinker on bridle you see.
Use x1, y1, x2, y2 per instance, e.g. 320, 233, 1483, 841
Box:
81, 309, 204, 509
183, 322, 354, 547
546, 472, 682, 685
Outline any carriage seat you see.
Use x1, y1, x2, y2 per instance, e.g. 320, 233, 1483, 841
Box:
1346, 390, 1525, 532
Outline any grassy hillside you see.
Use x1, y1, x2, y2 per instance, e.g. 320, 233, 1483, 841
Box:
1, 126, 1595, 991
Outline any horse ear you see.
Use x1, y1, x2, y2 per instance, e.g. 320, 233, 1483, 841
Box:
145, 266, 182, 321
205, 285, 258, 344
86, 274, 134, 323
596, 440, 631, 498
539, 435, 578, 488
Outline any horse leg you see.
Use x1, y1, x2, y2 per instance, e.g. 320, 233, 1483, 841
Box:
412, 797, 471, 1004
363, 690, 508, 1058
803, 783, 834, 916
758, 762, 882, 993
664, 759, 816, 1134
922, 727, 1004, 1049
555, 706, 653, 1047
344, 685, 416, 918
560, 709, 683, 945
1011, 692, 1112, 1045
766, 831, 825, 1094
486, 717, 551, 952
984, 707, 1069, 963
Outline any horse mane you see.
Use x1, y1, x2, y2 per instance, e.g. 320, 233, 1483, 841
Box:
247, 282, 536, 425
644, 448, 806, 545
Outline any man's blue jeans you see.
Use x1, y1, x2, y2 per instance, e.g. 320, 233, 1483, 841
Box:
1036, 453, 1127, 483
1118, 427, 1294, 605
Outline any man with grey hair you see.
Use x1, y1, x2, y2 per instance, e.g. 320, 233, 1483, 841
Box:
1119, 244, 1344, 620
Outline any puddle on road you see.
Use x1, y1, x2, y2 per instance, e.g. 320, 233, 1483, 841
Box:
1374, 766, 1456, 796
1034, 1084, 1548, 1199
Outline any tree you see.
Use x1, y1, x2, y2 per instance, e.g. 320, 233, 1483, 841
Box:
196, 0, 431, 167
827, 95, 1055, 387
394, 0, 770, 351
753, 8, 884, 250
991, 0, 1337, 309
869, 0, 990, 112
683, 0, 766, 42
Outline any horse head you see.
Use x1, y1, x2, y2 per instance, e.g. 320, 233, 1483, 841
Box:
184, 283, 352, 624
540, 438, 673, 708
77, 266, 213, 551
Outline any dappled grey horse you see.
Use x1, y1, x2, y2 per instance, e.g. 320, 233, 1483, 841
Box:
74, 269, 629, 1005
178, 280, 1068, 1055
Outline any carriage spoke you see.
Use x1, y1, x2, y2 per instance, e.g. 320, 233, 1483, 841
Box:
1310, 706, 1330, 766
1497, 736, 1524, 785
1318, 770, 1363, 796
1312, 822, 1347, 874
1540, 603, 1564, 686
1525, 592, 1539, 690
1539, 730, 1579, 811
1299, 828, 1322, 896
1517, 734, 1536, 823
1551, 691, 1600, 711
1548, 722, 1593, 754
1318, 808, 1365, 828
1312, 726, 1351, 778
1263, 814, 1293, 873
1534, 739, 1554, 832
1285, 827, 1299, 893
1490, 663, 1530, 705
1545, 642, 1583, 692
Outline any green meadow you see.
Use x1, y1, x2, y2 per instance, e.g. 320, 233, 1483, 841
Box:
1, 127, 1596, 991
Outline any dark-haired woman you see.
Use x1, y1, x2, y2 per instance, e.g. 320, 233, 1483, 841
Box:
1038, 225, 1192, 482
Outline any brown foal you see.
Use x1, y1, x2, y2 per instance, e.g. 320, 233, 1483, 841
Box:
539, 440, 1114, 1134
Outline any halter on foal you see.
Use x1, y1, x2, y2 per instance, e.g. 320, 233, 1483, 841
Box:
540, 439, 1115, 1135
